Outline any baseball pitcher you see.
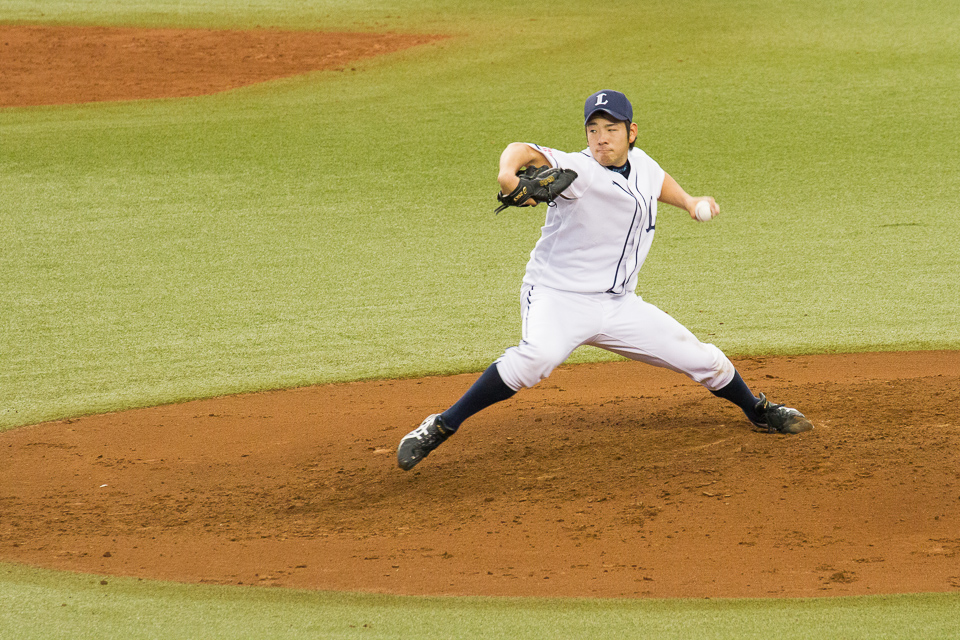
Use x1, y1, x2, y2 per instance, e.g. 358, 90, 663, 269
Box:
398, 90, 812, 471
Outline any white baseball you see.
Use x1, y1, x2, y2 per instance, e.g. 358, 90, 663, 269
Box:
694, 200, 713, 222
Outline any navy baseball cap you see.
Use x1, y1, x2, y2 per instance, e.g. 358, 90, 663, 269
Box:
584, 90, 633, 124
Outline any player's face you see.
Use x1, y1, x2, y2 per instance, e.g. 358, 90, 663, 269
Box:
586, 115, 638, 167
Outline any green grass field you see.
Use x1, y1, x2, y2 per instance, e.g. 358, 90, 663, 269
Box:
2, 0, 960, 637
2, 563, 960, 640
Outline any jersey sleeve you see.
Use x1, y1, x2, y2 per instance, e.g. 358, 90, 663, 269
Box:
631, 148, 666, 200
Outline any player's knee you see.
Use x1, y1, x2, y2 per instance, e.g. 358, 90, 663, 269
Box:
497, 341, 569, 389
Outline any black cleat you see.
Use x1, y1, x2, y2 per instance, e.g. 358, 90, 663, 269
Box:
397, 414, 454, 470
750, 393, 814, 434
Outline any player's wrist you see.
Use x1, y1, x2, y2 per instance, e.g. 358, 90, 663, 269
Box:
498, 171, 520, 194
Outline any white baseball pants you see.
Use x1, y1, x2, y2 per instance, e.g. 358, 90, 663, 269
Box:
495, 284, 736, 392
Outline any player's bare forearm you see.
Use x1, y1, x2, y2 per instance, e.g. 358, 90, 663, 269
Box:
498, 143, 549, 195
659, 172, 719, 219
658, 173, 694, 212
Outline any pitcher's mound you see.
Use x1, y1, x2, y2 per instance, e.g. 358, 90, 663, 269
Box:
1, 351, 958, 599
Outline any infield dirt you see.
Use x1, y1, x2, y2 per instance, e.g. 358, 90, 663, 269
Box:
2, 352, 959, 599
0, 24, 443, 107
2, 25, 958, 600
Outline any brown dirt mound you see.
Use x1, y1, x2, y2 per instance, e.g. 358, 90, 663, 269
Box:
0, 25, 444, 107
1, 351, 959, 599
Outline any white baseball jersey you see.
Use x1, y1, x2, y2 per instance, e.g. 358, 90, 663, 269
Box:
522, 143, 666, 294
494, 142, 735, 393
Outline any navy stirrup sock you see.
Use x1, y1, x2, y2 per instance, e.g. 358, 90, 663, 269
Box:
441, 363, 517, 431
710, 370, 760, 420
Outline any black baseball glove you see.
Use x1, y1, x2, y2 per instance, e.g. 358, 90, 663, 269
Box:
495, 165, 578, 214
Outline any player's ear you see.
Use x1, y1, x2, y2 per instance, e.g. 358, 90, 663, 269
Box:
628, 121, 638, 144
